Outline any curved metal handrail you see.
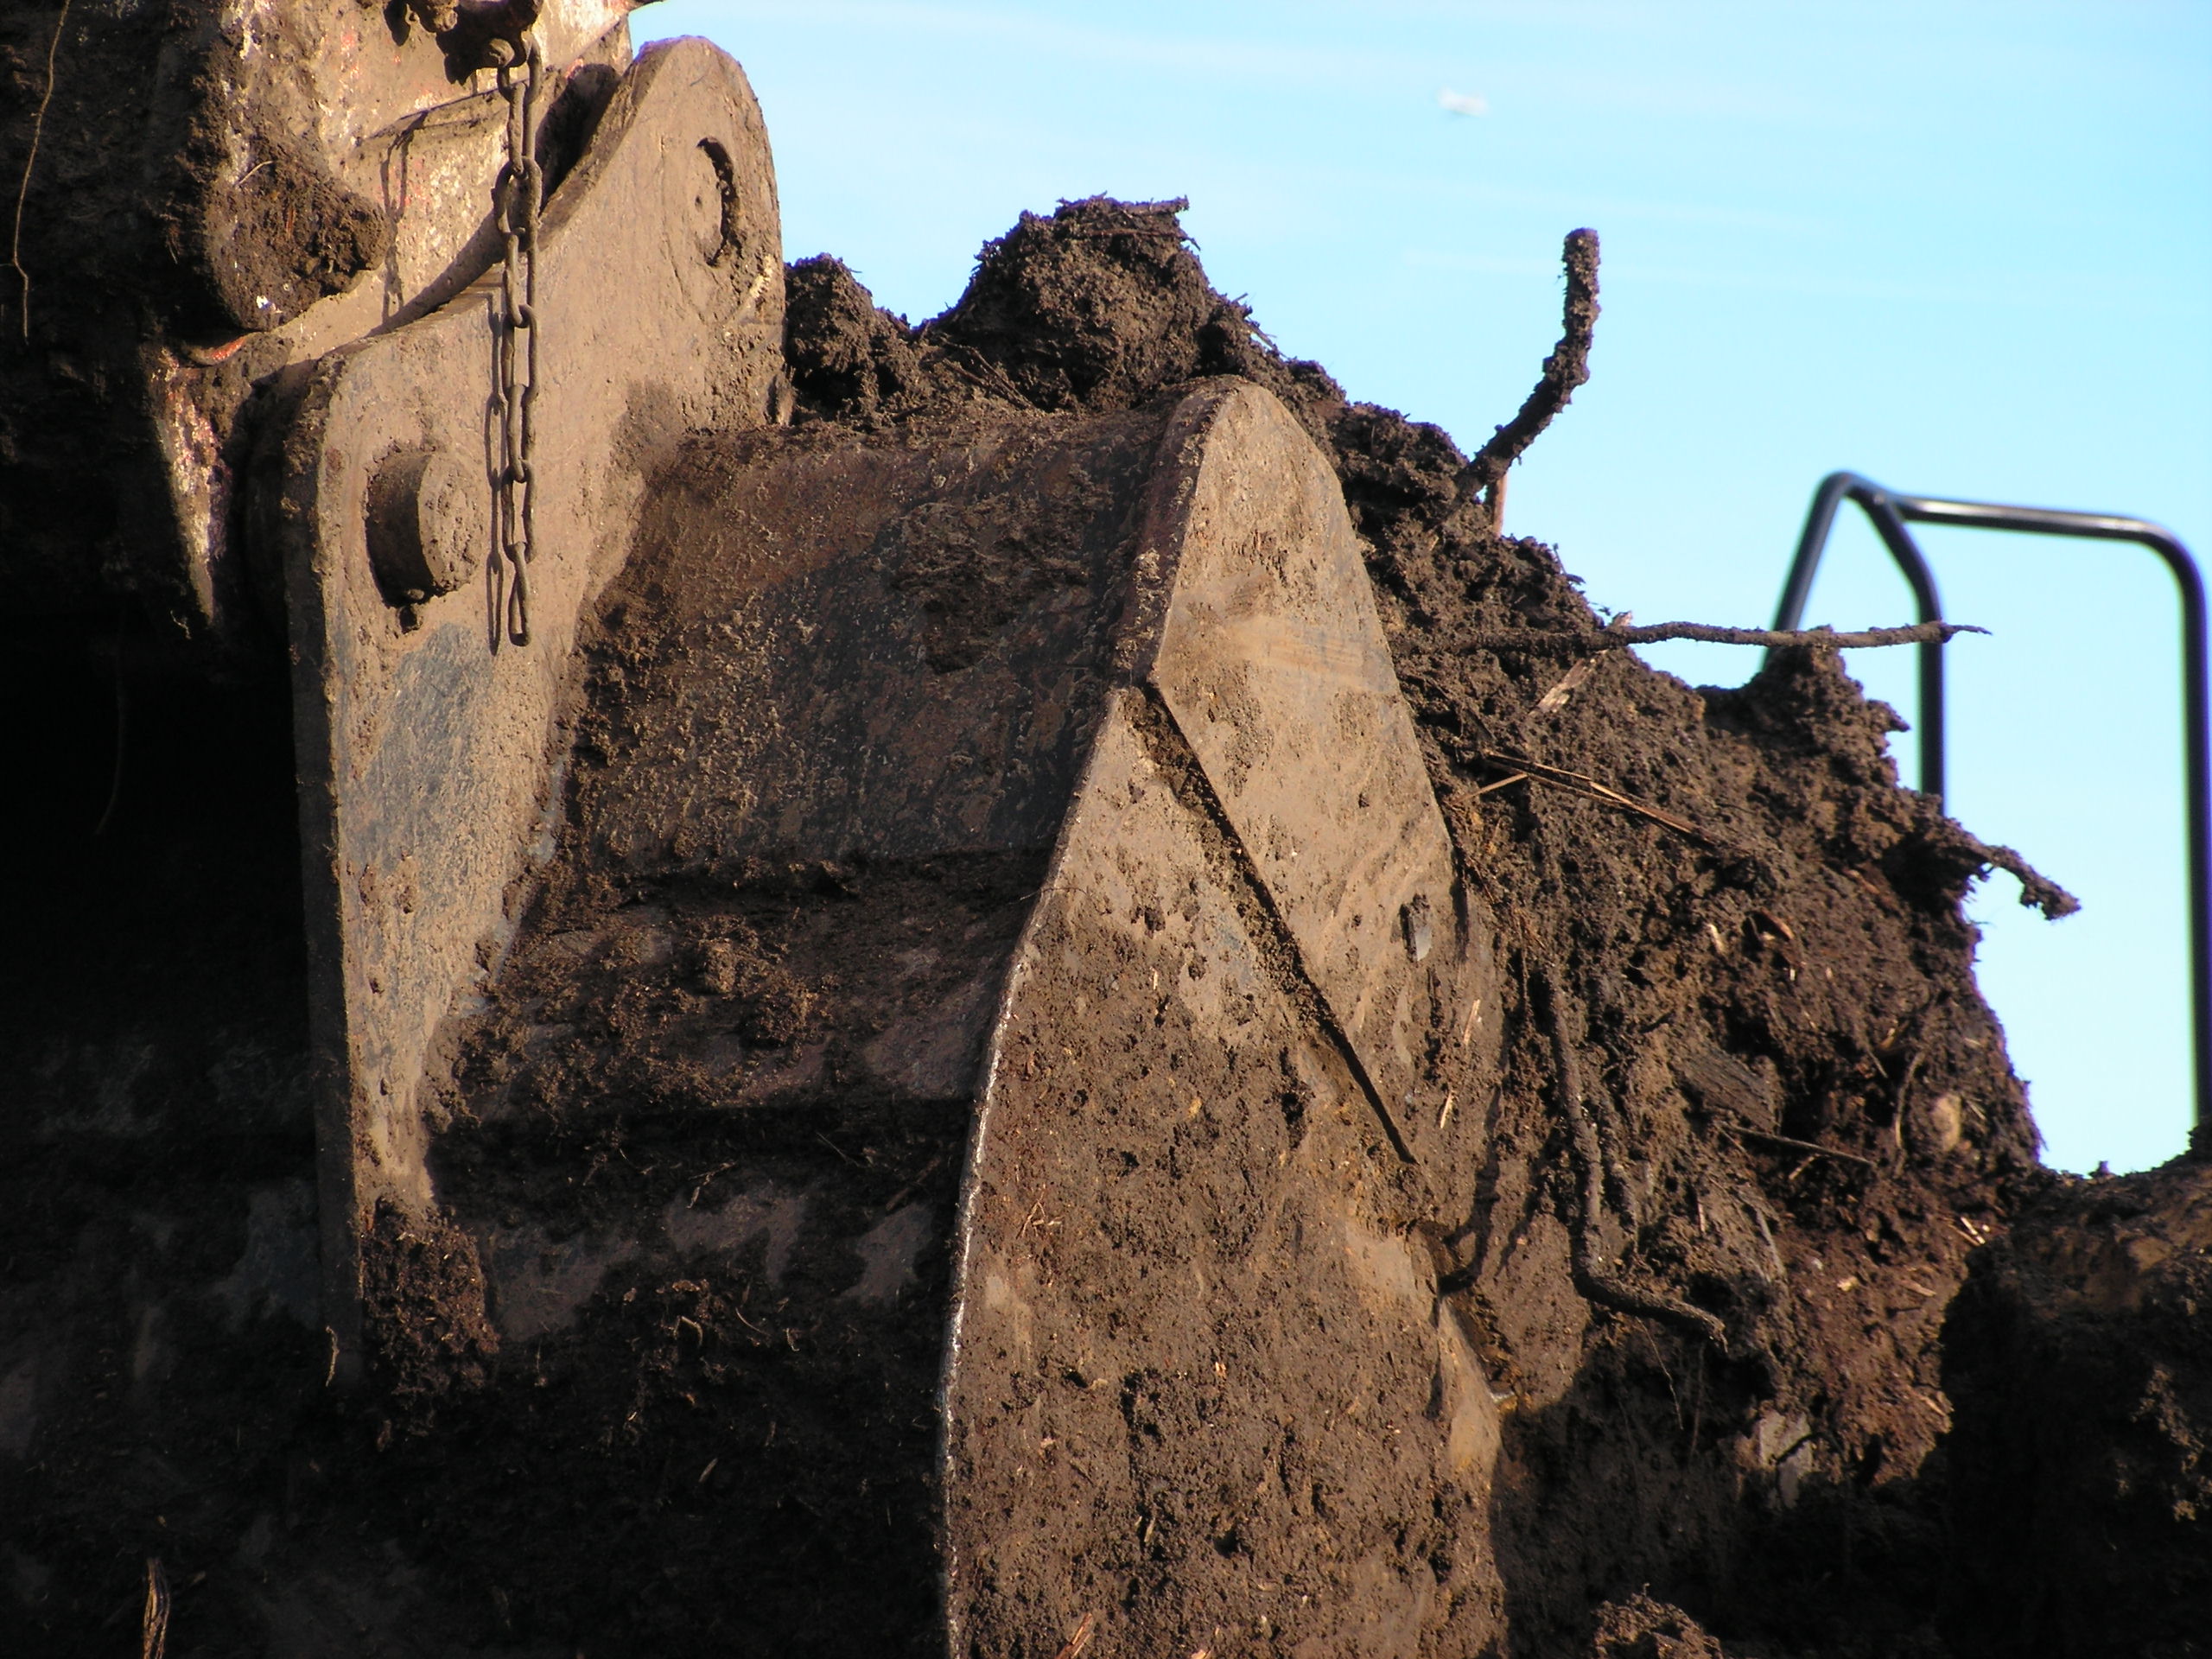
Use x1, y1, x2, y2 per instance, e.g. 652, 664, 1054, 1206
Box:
1770, 469, 2209, 1150
1770, 473, 1949, 795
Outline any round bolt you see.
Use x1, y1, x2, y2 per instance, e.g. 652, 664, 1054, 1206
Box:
366, 448, 487, 605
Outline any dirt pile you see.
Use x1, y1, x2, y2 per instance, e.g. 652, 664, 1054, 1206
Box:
785, 196, 1342, 440
1588, 1594, 1732, 1659
785, 198, 2069, 1652
1943, 1161, 2212, 1657
4, 189, 2202, 1657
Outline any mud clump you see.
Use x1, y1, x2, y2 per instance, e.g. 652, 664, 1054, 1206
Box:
1590, 1594, 1734, 1659
690, 928, 819, 1044
1942, 1162, 2212, 1656
359, 1200, 499, 1427
784, 254, 926, 420
168, 122, 388, 338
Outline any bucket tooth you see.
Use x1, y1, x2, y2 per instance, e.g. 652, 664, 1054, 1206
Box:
427, 377, 1505, 1651
944, 380, 1501, 1650
1138, 382, 1476, 1161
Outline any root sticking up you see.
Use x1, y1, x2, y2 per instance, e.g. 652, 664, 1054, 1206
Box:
1459, 226, 1600, 527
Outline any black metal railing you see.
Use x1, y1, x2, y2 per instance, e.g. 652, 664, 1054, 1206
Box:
1770, 470, 2208, 1149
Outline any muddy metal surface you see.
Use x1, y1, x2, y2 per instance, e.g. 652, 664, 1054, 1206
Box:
3, 185, 2206, 1656
0, 0, 639, 636
410, 372, 1508, 1654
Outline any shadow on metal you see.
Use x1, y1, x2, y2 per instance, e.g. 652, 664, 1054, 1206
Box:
1769, 469, 2208, 1150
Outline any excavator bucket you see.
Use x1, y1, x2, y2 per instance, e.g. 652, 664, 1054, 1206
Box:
14, 8, 2209, 1654
411, 378, 1508, 1649
5, 9, 1504, 1651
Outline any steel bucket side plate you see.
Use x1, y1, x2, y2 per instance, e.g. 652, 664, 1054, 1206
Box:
942, 380, 1504, 1658
276, 35, 786, 1359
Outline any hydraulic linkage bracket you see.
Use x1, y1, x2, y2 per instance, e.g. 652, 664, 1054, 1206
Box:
1770, 469, 2209, 1151
269, 37, 787, 1373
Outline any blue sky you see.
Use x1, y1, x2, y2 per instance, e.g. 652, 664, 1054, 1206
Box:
641, 1, 2211, 1172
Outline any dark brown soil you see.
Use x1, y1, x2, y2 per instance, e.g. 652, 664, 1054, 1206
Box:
1588, 1594, 1732, 1659
772, 201, 2065, 1652
1942, 1161, 2212, 1658
3, 191, 2202, 1657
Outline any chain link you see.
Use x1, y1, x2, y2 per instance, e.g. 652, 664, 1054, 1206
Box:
492, 31, 543, 648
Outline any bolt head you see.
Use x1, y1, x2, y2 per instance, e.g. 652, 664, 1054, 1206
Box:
367, 448, 487, 605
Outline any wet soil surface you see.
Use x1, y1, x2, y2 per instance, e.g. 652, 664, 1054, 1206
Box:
3, 194, 2202, 1656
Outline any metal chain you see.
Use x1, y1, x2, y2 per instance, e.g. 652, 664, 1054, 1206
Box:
492, 30, 543, 648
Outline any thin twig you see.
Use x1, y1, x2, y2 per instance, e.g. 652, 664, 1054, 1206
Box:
879, 1151, 948, 1215
1464, 620, 1985, 656
1536, 967, 1729, 1351
1051, 1611, 1098, 1659
141, 1557, 170, 1659
925, 338, 1035, 407
1728, 1125, 1880, 1170
1891, 1046, 1925, 1151
1480, 750, 1709, 843
1458, 227, 1599, 524
1531, 655, 1595, 714
10, 0, 69, 341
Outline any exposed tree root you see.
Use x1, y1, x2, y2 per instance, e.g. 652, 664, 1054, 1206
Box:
1458, 226, 1599, 526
